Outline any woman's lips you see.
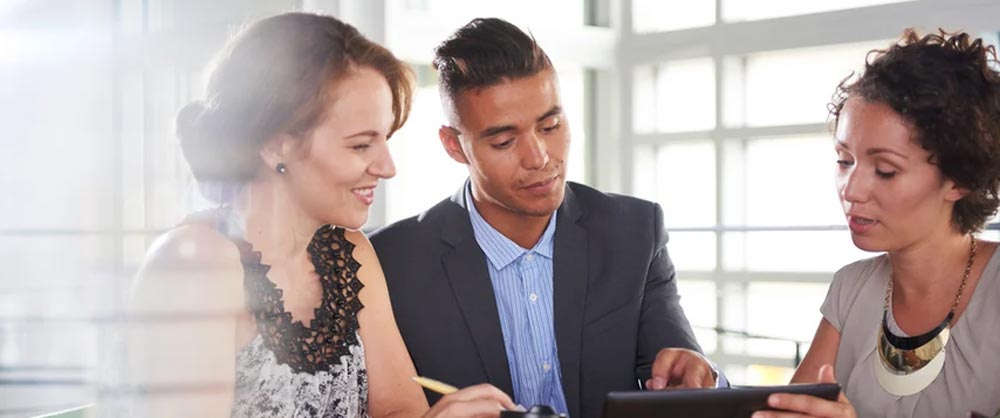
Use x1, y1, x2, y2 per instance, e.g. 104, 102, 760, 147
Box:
352, 186, 375, 205
848, 215, 878, 234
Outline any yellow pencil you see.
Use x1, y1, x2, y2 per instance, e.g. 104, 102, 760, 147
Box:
412, 376, 459, 395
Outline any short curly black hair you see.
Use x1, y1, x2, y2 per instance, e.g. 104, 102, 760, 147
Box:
830, 29, 1000, 234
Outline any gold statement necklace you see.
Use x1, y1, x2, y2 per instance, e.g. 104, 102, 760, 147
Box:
873, 237, 976, 396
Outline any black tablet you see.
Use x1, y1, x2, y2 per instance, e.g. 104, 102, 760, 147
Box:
602, 383, 841, 418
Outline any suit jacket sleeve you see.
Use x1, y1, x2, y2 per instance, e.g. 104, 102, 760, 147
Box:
634, 202, 703, 381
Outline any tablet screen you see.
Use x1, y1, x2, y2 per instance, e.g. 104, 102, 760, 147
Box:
602, 383, 841, 418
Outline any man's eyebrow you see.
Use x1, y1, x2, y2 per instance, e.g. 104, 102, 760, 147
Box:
536, 106, 561, 122
476, 106, 562, 139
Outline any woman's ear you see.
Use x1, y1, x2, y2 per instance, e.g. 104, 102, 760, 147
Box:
259, 133, 297, 171
943, 179, 970, 203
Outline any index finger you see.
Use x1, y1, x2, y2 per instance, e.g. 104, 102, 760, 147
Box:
650, 349, 681, 386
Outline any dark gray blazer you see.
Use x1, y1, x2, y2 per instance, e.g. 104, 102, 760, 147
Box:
370, 182, 702, 418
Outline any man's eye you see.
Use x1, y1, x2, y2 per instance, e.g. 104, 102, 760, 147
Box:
492, 139, 514, 149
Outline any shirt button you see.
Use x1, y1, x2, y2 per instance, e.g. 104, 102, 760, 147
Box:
529, 293, 538, 302
525, 253, 534, 261
543, 362, 551, 372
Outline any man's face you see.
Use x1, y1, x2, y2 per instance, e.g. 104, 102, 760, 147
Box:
440, 69, 570, 219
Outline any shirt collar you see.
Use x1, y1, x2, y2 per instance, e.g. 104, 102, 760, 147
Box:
465, 183, 557, 270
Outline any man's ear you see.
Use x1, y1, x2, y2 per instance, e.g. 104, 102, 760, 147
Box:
439, 126, 470, 165
259, 133, 297, 172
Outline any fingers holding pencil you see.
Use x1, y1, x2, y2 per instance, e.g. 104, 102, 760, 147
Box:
414, 377, 519, 418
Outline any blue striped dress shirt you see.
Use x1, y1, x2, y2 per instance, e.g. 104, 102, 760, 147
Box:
465, 190, 571, 416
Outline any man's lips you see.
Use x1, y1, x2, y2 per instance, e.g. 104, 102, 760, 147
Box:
521, 175, 559, 189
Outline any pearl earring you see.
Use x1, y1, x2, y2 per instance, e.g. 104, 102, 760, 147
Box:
275, 163, 287, 174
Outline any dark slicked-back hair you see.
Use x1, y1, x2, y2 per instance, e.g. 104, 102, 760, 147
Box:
433, 17, 552, 104
830, 29, 1000, 234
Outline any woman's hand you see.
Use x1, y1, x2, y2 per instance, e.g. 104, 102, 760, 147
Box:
752, 365, 856, 418
421, 384, 519, 418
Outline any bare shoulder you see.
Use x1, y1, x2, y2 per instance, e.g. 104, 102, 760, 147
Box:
132, 224, 245, 313
342, 228, 389, 294
343, 228, 380, 268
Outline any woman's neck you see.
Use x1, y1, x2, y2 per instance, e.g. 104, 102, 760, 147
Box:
234, 179, 322, 262
887, 225, 971, 300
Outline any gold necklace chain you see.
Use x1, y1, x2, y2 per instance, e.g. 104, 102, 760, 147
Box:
883, 237, 977, 318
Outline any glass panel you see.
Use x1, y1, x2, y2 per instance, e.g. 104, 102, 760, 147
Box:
0, 17, 115, 230
676, 279, 718, 353
741, 41, 889, 127
386, 0, 587, 51
669, 232, 717, 272
723, 0, 913, 22
385, 84, 469, 224
632, 66, 657, 134
724, 230, 873, 272
0, 236, 113, 414
657, 59, 716, 132
721, 364, 797, 386
121, 67, 206, 231
634, 59, 716, 133
632, 0, 715, 33
637, 142, 716, 228
743, 282, 827, 358
556, 66, 588, 184
743, 136, 843, 226
746, 364, 795, 385
981, 213, 1000, 241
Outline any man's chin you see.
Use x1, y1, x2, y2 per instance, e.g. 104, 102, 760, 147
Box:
516, 195, 564, 217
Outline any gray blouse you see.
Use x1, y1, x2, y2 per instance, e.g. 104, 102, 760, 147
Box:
822, 247, 1000, 418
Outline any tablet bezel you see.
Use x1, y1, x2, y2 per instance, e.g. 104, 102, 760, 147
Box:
602, 383, 842, 418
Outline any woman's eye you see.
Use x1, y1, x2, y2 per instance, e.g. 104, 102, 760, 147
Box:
876, 169, 897, 179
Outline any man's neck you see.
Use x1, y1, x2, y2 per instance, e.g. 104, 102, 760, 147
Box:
470, 195, 552, 250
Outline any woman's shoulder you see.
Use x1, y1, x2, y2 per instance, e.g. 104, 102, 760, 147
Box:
825, 253, 889, 316
131, 223, 245, 313
339, 228, 389, 293
341, 228, 375, 260
833, 253, 888, 286
143, 223, 243, 272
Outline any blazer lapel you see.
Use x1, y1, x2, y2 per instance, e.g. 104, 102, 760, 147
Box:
553, 185, 588, 418
440, 185, 514, 396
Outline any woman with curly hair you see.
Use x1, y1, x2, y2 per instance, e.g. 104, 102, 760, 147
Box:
754, 30, 1000, 418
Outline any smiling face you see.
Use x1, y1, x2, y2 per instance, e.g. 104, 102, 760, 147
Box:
440, 68, 569, 219
278, 66, 397, 230
834, 97, 965, 252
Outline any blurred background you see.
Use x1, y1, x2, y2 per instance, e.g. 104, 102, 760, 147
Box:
2, 0, 1000, 416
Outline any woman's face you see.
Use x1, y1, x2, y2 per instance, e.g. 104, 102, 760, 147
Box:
281, 66, 397, 230
834, 97, 963, 252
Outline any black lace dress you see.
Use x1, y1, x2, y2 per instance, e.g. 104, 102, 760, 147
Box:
202, 211, 370, 418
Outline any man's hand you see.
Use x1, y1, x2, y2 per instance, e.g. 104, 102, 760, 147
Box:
644, 348, 717, 390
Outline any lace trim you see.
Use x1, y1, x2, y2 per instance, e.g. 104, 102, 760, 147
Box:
236, 225, 365, 374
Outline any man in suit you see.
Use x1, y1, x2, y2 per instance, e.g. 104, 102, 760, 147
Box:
371, 18, 724, 418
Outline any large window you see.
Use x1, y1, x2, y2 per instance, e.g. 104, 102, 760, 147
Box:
625, 0, 1000, 384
